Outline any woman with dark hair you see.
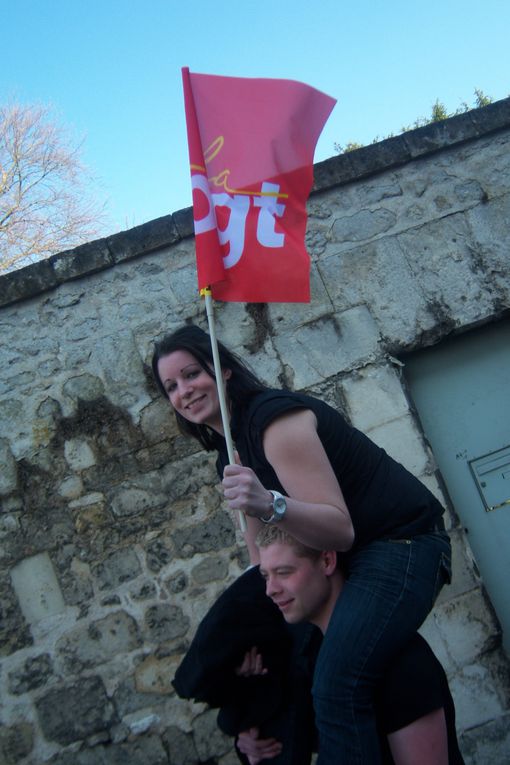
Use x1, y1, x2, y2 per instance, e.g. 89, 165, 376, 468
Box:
152, 323, 452, 765
152, 324, 266, 452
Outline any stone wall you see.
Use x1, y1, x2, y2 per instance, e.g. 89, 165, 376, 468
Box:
1, 98, 510, 764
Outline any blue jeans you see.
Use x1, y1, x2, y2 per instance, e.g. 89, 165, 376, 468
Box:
312, 530, 452, 765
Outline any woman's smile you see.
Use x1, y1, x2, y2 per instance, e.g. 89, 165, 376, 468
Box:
157, 350, 230, 434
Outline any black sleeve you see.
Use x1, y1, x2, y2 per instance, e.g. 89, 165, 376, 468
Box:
375, 634, 445, 734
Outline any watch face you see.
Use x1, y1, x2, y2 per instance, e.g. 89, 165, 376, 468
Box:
274, 496, 286, 519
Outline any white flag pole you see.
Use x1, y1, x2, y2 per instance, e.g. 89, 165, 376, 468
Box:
202, 288, 247, 533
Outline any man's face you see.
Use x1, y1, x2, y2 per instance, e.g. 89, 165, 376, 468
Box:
259, 542, 334, 631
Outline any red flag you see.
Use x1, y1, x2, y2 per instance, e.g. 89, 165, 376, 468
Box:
182, 68, 336, 303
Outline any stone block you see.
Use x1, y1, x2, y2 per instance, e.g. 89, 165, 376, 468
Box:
397, 212, 495, 327
127, 713, 160, 736
73, 503, 112, 536
0, 576, 33, 655
10, 552, 66, 624
318, 237, 433, 348
467, 193, 510, 303
353, 177, 403, 206
143, 603, 189, 644
459, 712, 510, 765
191, 555, 229, 584
0, 258, 58, 308
449, 659, 505, 731
363, 415, 430, 476
113, 673, 169, 717
64, 438, 96, 470
129, 579, 157, 601
164, 570, 187, 594
62, 373, 106, 402
272, 307, 380, 390
110, 485, 168, 518
57, 474, 84, 499
134, 653, 181, 695
57, 610, 142, 671
107, 215, 180, 263
233, 337, 282, 390
306, 225, 329, 258
145, 536, 174, 573
160, 452, 219, 503
402, 112, 478, 158
50, 238, 113, 282
347, 137, 411, 179
331, 207, 397, 244
468, 96, 510, 135
0, 723, 34, 765
8, 652, 53, 694
139, 398, 179, 445
196, 302, 262, 355
102, 735, 169, 765
266, 264, 334, 332
0, 513, 20, 539
35, 675, 116, 746
0, 438, 18, 495
161, 262, 201, 310
171, 512, 236, 558
312, 152, 356, 192
341, 364, 409, 431
440, 529, 479, 602
172, 206, 194, 238
93, 547, 142, 590
433, 589, 500, 668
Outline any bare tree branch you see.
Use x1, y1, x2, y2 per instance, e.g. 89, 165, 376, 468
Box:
0, 102, 110, 272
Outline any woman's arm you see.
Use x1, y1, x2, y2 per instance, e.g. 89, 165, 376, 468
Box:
223, 409, 354, 554
387, 708, 449, 765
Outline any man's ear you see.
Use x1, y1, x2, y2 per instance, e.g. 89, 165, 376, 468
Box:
321, 550, 338, 576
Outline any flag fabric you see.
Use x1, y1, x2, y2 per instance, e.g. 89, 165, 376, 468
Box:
182, 68, 336, 303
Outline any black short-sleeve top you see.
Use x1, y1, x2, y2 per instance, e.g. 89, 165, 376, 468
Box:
218, 390, 444, 548
377, 634, 464, 763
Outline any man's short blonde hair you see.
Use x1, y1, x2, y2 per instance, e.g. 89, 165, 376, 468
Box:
255, 525, 322, 560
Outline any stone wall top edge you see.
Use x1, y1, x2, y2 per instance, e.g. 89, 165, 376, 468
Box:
1, 96, 509, 309
312, 96, 510, 192
0, 213, 185, 309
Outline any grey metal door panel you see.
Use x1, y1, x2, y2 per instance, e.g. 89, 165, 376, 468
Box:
404, 319, 510, 652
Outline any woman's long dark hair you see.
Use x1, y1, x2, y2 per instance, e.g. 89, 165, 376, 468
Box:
151, 324, 267, 450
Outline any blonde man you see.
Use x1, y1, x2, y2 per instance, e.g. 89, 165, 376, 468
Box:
236, 527, 463, 765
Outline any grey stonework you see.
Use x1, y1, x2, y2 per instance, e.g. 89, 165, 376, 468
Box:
1, 98, 510, 764
34, 676, 117, 746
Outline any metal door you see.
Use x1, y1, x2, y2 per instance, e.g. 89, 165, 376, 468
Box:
404, 318, 510, 652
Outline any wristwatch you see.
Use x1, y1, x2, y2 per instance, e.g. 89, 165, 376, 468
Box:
261, 490, 287, 524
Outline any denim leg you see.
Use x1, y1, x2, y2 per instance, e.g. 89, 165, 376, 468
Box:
312, 532, 451, 765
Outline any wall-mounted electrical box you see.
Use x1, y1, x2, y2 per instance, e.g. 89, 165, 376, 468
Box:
469, 445, 510, 512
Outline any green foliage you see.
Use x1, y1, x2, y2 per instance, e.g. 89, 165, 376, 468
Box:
430, 99, 450, 122
335, 89, 496, 154
473, 88, 493, 108
333, 140, 364, 154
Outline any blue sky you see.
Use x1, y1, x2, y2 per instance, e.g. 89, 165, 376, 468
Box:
3, 0, 510, 234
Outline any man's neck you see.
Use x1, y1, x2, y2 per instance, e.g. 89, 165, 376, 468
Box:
313, 572, 344, 634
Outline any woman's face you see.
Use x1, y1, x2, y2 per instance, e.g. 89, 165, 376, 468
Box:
157, 350, 230, 434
